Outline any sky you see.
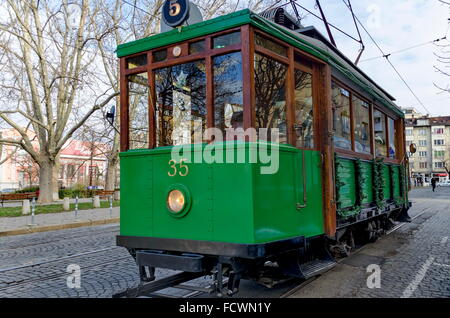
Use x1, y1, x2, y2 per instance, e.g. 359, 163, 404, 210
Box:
283, 0, 450, 117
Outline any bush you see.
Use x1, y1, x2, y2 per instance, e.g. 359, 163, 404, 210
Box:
59, 184, 95, 199
16, 186, 39, 193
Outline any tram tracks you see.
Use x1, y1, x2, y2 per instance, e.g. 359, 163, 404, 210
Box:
0, 209, 431, 297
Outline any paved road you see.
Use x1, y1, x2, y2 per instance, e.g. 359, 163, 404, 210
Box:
291, 187, 450, 298
0, 187, 448, 298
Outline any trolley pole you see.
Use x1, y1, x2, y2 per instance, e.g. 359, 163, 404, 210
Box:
75, 196, 79, 218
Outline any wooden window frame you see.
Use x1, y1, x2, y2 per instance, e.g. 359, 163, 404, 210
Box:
120, 27, 245, 152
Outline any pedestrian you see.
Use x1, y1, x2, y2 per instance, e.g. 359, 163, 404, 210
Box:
431, 178, 437, 192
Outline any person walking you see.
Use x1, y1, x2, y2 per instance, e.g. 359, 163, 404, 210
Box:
431, 178, 437, 192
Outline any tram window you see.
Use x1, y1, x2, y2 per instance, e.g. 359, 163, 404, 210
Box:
153, 49, 167, 63
254, 54, 288, 143
255, 33, 287, 57
353, 96, 371, 154
213, 52, 244, 139
294, 69, 314, 148
388, 117, 396, 158
189, 40, 206, 54
213, 31, 241, 49
374, 110, 387, 157
155, 60, 206, 147
128, 72, 149, 149
127, 54, 147, 69
332, 83, 351, 150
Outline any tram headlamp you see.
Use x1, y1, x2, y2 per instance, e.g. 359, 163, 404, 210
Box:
167, 189, 185, 213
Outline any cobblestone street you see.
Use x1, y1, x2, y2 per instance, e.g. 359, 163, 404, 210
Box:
0, 187, 448, 298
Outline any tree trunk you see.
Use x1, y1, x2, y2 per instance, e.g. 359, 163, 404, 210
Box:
104, 155, 119, 191
38, 159, 59, 203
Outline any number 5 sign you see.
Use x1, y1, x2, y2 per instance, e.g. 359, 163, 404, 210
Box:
162, 0, 190, 27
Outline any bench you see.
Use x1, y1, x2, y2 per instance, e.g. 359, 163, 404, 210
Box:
0, 192, 38, 207
93, 190, 115, 200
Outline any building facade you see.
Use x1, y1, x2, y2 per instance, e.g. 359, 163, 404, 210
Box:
403, 109, 450, 185
0, 129, 108, 191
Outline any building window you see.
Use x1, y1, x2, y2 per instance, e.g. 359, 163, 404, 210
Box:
434, 150, 445, 158
155, 60, 207, 147
435, 162, 444, 168
294, 69, 314, 148
128, 72, 149, 149
332, 83, 351, 150
254, 54, 288, 143
353, 96, 370, 154
373, 109, 387, 157
405, 129, 413, 136
434, 139, 445, 146
419, 140, 427, 147
418, 129, 427, 136
410, 162, 414, 169
433, 128, 444, 134
419, 151, 427, 157
419, 162, 428, 169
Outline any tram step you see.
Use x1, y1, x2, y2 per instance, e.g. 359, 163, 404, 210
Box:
300, 259, 336, 279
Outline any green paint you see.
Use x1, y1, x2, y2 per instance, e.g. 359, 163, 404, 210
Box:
335, 155, 406, 220
119, 142, 324, 244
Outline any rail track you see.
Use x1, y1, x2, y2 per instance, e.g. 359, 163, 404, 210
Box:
0, 209, 428, 298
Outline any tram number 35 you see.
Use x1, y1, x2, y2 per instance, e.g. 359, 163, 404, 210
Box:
168, 159, 189, 177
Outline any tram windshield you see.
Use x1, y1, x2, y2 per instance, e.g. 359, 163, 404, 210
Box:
155, 60, 207, 147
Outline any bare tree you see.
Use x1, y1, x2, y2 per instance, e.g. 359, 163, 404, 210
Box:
0, 0, 118, 202
434, 1, 450, 93
92, 0, 280, 191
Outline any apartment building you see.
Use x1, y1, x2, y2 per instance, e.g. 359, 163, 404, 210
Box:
403, 108, 450, 184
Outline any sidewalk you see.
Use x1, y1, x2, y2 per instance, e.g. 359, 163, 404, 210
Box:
0, 206, 120, 236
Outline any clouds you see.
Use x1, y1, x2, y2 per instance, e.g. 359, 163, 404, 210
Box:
291, 0, 450, 115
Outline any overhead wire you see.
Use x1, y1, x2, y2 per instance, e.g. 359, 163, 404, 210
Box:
340, 0, 432, 115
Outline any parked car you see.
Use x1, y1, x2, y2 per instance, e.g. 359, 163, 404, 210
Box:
438, 180, 450, 187
0, 188, 16, 193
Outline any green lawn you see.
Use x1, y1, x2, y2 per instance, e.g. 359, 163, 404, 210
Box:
0, 201, 120, 218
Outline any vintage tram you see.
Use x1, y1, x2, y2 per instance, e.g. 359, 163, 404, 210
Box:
115, 6, 410, 297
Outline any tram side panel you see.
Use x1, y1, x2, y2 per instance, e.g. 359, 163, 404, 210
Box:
119, 143, 326, 246
334, 156, 407, 224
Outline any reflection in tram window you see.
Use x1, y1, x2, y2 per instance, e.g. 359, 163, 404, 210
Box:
374, 109, 387, 157
294, 70, 314, 148
128, 72, 149, 149
155, 61, 206, 147
332, 83, 351, 150
213, 52, 243, 139
353, 96, 371, 154
388, 117, 396, 158
254, 54, 287, 143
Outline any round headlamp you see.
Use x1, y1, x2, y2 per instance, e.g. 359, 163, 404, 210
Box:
167, 189, 185, 213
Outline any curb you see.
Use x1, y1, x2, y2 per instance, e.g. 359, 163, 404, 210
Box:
0, 218, 120, 237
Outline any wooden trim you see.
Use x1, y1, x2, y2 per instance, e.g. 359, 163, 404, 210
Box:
335, 148, 373, 161
242, 25, 255, 139
206, 38, 214, 132
120, 57, 129, 152
318, 64, 336, 237
369, 103, 375, 156
148, 51, 156, 149
286, 46, 295, 146
124, 65, 148, 76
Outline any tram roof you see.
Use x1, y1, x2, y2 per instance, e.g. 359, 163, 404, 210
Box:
117, 9, 404, 118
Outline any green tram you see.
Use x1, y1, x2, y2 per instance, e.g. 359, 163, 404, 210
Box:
115, 6, 411, 296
